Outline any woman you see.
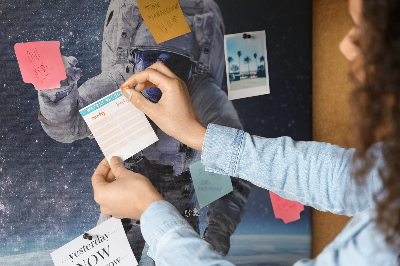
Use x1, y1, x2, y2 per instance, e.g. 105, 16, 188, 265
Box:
91, 0, 400, 264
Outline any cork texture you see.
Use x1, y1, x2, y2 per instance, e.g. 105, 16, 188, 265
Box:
312, 0, 353, 257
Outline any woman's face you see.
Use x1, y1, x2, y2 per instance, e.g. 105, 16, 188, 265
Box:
339, 0, 362, 65
340, 0, 394, 140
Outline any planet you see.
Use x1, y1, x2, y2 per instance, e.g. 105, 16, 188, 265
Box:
0, 234, 311, 266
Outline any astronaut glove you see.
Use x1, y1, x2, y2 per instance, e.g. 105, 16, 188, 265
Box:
38, 56, 82, 103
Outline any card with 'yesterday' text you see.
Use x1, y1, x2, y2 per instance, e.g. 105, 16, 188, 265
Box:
51, 218, 137, 266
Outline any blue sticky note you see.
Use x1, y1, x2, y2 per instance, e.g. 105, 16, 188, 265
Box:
189, 161, 233, 209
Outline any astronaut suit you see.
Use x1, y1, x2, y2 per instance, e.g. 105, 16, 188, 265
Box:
38, 0, 253, 263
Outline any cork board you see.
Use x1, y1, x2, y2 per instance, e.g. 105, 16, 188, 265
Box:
312, 0, 353, 257
1, 1, 313, 265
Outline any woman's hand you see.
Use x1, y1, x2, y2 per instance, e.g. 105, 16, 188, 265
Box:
120, 61, 207, 151
91, 157, 164, 220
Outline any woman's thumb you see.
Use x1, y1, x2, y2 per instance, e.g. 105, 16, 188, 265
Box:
109, 156, 128, 179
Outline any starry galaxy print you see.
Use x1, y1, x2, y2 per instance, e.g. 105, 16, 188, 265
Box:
0, 0, 312, 263
0, 0, 109, 256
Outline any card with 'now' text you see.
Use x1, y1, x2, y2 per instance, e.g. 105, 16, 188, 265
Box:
51, 218, 137, 266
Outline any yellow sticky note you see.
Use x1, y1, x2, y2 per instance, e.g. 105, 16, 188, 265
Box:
137, 0, 191, 44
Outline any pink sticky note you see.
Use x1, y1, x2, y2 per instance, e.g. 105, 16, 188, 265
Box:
269, 191, 304, 224
14, 41, 66, 90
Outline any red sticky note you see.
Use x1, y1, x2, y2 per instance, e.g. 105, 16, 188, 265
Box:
14, 41, 66, 90
269, 191, 304, 224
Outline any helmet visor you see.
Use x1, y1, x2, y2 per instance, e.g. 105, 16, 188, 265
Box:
131, 49, 193, 103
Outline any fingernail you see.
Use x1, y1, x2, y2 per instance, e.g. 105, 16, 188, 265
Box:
110, 156, 123, 165
121, 85, 129, 92
125, 89, 133, 100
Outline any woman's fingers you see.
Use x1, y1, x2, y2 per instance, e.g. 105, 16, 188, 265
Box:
146, 61, 180, 79
135, 82, 152, 92
92, 158, 111, 190
119, 62, 205, 151
105, 167, 116, 183
120, 68, 175, 94
122, 87, 158, 117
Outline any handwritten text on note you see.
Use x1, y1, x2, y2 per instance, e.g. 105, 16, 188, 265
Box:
137, 0, 191, 44
189, 161, 233, 209
14, 41, 66, 90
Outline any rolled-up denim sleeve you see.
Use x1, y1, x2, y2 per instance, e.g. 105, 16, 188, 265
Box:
201, 124, 383, 216
141, 200, 234, 266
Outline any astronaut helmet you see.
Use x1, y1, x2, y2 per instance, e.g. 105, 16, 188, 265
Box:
129, 47, 195, 102
102, 0, 226, 88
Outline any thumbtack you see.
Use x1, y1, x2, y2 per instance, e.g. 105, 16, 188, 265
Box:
121, 85, 130, 92
83, 232, 94, 240
242, 33, 252, 39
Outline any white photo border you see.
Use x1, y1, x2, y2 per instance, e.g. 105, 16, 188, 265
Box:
224, 30, 270, 100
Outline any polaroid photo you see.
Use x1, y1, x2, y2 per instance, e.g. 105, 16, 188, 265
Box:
224, 30, 270, 100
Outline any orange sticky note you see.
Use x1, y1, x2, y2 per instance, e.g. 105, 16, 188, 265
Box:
137, 0, 191, 44
269, 191, 304, 224
14, 41, 66, 90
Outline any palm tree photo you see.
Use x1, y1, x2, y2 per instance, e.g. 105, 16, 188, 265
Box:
237, 51, 242, 76
228, 56, 234, 73
253, 53, 258, 74
259, 55, 266, 77
244, 56, 251, 77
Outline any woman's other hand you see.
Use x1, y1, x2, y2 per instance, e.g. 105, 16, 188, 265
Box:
91, 157, 164, 220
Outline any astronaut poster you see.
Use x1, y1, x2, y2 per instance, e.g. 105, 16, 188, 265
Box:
0, 0, 312, 265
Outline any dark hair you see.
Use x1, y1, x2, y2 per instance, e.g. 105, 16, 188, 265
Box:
349, 0, 400, 252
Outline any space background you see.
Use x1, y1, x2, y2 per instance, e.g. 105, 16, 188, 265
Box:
0, 0, 312, 265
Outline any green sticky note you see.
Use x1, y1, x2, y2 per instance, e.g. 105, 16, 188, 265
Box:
189, 161, 233, 209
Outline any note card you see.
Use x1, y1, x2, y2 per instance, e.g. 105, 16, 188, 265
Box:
79, 90, 158, 162
14, 41, 66, 90
51, 218, 137, 266
137, 0, 191, 44
189, 161, 233, 209
269, 191, 304, 224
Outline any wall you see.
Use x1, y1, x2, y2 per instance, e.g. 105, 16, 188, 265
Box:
312, 0, 354, 257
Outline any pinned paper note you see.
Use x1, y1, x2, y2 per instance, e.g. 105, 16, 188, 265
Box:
51, 218, 137, 266
137, 0, 191, 44
189, 161, 233, 209
269, 191, 304, 224
14, 41, 66, 90
79, 90, 158, 162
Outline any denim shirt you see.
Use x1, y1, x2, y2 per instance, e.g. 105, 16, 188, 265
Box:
140, 124, 399, 265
